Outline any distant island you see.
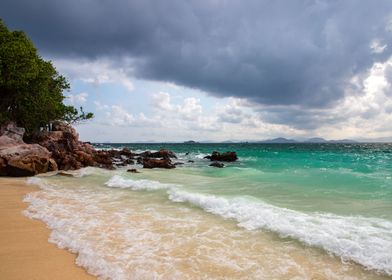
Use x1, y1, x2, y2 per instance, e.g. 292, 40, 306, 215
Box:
183, 140, 198, 144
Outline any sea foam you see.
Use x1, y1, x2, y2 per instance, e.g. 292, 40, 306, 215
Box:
104, 175, 392, 275
105, 175, 177, 191
167, 189, 392, 275
26, 175, 392, 277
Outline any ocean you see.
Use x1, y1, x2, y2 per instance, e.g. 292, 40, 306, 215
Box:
25, 143, 392, 279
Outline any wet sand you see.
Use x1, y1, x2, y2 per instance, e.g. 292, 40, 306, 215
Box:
0, 178, 96, 280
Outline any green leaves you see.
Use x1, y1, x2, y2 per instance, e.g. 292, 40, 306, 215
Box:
63, 106, 94, 124
0, 19, 93, 135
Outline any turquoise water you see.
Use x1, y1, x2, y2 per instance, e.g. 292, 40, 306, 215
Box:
25, 143, 392, 279
105, 143, 392, 217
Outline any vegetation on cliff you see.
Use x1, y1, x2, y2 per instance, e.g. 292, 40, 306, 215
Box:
0, 19, 93, 135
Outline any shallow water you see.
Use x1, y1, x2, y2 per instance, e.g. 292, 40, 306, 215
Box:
25, 143, 392, 279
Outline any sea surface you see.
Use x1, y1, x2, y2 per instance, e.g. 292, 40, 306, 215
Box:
25, 143, 392, 279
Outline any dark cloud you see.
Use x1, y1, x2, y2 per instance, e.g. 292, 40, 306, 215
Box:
2, 0, 392, 110
257, 106, 348, 130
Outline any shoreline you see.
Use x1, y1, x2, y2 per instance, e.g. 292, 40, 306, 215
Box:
0, 177, 96, 280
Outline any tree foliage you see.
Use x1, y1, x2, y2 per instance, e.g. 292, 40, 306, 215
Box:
0, 19, 93, 134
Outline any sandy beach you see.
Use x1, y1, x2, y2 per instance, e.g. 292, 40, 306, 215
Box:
0, 178, 96, 280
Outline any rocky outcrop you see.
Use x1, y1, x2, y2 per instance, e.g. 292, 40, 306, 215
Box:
137, 149, 177, 159
149, 149, 177, 159
204, 151, 238, 162
142, 158, 175, 169
33, 121, 101, 170
1, 121, 179, 176
131, 149, 177, 169
0, 130, 57, 176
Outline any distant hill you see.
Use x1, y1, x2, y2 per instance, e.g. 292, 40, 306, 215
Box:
305, 137, 328, 143
259, 137, 297, 143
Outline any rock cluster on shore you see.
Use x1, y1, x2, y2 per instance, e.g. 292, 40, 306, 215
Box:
0, 122, 180, 176
0, 122, 239, 176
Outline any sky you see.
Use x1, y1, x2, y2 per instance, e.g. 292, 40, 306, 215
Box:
1, 0, 392, 142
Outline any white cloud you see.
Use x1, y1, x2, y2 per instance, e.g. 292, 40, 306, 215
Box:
370, 39, 388, 54
96, 104, 161, 128
151, 92, 202, 120
67, 92, 88, 105
106, 105, 135, 126
312, 57, 392, 139
151, 92, 173, 111
94, 101, 109, 110
54, 58, 135, 91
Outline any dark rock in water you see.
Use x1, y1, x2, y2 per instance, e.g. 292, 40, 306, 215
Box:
143, 158, 175, 169
205, 151, 238, 162
209, 161, 224, 168
174, 162, 184, 166
124, 158, 135, 165
137, 151, 151, 158
127, 168, 140, 173
187, 160, 194, 163
135, 149, 177, 168
93, 150, 115, 169
113, 156, 134, 166
149, 149, 177, 159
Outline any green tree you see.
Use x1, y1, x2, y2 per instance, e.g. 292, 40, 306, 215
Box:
0, 19, 93, 134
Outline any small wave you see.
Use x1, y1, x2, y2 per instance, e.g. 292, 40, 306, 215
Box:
105, 175, 177, 191
193, 153, 209, 159
74, 167, 103, 177
240, 156, 258, 162
168, 189, 392, 275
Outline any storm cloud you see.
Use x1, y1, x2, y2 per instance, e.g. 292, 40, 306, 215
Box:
2, 0, 392, 112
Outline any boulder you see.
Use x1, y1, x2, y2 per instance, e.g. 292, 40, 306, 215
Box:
142, 158, 175, 169
149, 149, 177, 159
204, 151, 238, 162
0, 135, 21, 147
0, 122, 25, 143
0, 137, 56, 176
209, 161, 224, 168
